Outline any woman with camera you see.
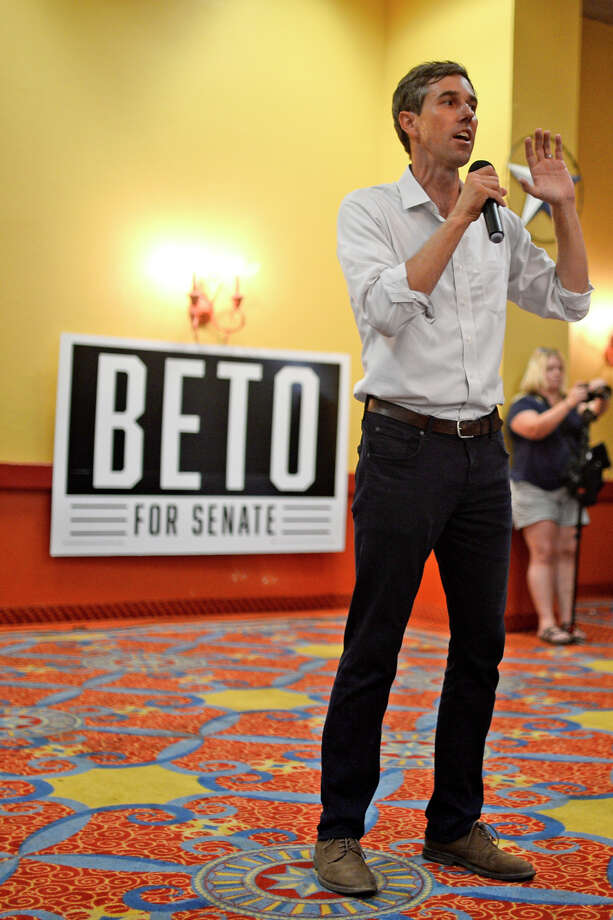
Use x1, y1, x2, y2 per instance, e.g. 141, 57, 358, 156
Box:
507, 347, 610, 645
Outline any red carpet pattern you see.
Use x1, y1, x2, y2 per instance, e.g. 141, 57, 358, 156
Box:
0, 601, 611, 919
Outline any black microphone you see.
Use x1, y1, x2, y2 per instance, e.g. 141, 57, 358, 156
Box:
468, 159, 504, 244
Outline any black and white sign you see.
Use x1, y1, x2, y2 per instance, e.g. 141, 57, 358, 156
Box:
51, 334, 350, 556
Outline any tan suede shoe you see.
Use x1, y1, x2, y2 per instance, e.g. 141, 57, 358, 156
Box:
423, 821, 536, 881
313, 837, 378, 895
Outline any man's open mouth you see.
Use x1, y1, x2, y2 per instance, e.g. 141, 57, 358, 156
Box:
453, 132, 471, 142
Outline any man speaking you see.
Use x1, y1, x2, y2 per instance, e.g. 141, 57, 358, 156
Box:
314, 60, 591, 894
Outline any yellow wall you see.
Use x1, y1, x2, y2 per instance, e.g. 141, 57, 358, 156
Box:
0, 0, 383, 465
574, 18, 613, 454
2, 0, 610, 472
0, 0, 516, 469
381, 0, 515, 184
502, 0, 583, 400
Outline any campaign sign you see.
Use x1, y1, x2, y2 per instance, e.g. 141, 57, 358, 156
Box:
51, 334, 350, 556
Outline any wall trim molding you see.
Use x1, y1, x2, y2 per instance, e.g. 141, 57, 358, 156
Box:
0, 463, 53, 490
0, 593, 354, 627
1, 461, 610, 501
0, 464, 358, 495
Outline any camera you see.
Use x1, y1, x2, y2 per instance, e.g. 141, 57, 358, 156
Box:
566, 392, 611, 505
586, 384, 612, 401
566, 441, 610, 506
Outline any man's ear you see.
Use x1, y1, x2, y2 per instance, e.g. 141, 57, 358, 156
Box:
398, 110, 418, 143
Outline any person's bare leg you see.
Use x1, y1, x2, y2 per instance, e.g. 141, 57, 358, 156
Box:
522, 520, 559, 635
555, 525, 577, 624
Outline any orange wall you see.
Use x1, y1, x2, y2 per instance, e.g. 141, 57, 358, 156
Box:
0, 465, 447, 631
0, 466, 354, 611
2, 465, 612, 630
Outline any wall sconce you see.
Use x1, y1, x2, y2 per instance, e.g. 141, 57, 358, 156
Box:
143, 240, 257, 343
188, 274, 246, 343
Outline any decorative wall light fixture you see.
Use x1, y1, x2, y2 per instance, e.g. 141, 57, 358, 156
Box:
143, 241, 258, 343
186, 252, 259, 344
188, 273, 246, 342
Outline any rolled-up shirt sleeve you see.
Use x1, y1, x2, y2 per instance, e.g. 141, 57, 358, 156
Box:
507, 216, 593, 322
337, 193, 434, 337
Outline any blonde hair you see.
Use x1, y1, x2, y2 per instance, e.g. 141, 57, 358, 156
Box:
519, 347, 567, 396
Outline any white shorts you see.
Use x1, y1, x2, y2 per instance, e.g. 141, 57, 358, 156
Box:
510, 479, 589, 530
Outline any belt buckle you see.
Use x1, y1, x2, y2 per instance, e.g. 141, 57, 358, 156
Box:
456, 418, 474, 439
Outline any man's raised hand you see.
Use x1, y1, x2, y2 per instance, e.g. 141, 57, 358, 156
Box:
520, 129, 576, 206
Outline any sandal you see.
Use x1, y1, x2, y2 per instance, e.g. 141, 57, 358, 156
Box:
538, 625, 573, 645
560, 624, 587, 642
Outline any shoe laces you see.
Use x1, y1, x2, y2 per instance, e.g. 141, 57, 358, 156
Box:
326, 837, 363, 861
472, 821, 500, 848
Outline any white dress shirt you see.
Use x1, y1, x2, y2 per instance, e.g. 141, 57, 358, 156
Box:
338, 165, 592, 419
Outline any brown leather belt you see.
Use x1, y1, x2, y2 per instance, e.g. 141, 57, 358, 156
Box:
366, 396, 502, 438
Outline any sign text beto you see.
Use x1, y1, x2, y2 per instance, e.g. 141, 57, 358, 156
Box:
51, 335, 349, 556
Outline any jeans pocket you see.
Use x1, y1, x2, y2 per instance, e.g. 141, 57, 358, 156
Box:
364, 416, 423, 462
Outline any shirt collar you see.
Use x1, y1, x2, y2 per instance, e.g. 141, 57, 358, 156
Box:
398, 165, 432, 210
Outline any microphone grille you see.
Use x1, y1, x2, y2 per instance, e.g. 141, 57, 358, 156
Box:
468, 159, 493, 172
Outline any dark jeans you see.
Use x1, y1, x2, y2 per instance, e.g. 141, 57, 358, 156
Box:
318, 408, 512, 844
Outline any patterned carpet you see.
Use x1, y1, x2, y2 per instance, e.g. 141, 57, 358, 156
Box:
0, 601, 612, 920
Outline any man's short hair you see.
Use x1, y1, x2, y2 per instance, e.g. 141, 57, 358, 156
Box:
392, 61, 473, 157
